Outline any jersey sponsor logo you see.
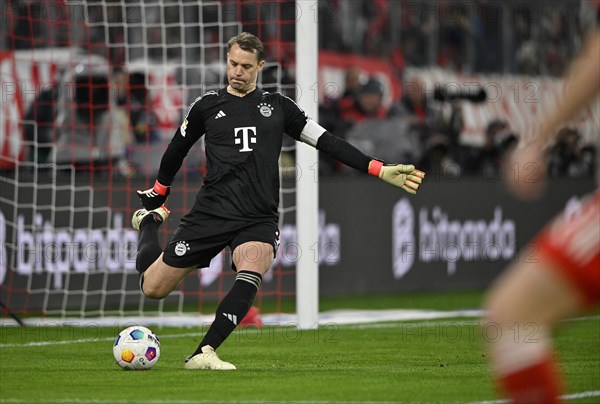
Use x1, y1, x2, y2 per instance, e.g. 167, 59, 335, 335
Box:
215, 110, 226, 119
258, 102, 274, 117
234, 126, 257, 152
174, 241, 190, 256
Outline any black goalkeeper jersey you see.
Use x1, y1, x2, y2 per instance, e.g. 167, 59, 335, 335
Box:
157, 87, 308, 221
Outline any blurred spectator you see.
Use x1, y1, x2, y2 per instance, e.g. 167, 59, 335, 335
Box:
318, 1, 347, 52
547, 128, 595, 178
6, 0, 70, 50
339, 77, 388, 124
539, 10, 571, 76
436, 1, 473, 70
22, 84, 59, 164
343, 66, 366, 99
363, 0, 390, 56
394, 0, 433, 67
389, 76, 448, 143
389, 77, 428, 126
318, 66, 365, 133
516, 41, 541, 75
321, 75, 389, 176
316, 1, 582, 76
418, 133, 461, 177
52, 61, 131, 170
459, 119, 518, 178
345, 117, 422, 170
113, 68, 160, 145
473, 1, 502, 73
513, 3, 579, 76
491, 126, 519, 165
318, 67, 368, 176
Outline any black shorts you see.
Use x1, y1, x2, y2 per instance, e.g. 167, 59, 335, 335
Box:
162, 213, 280, 270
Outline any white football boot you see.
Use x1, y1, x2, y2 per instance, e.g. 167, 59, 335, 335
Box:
131, 205, 170, 231
184, 345, 236, 370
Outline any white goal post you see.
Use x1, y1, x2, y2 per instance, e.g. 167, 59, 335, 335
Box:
295, 1, 319, 330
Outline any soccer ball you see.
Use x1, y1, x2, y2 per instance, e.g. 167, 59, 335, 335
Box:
113, 326, 160, 370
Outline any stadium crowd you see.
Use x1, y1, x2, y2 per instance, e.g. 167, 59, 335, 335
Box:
2, 0, 596, 179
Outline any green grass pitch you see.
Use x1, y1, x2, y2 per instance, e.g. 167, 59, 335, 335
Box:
0, 292, 598, 403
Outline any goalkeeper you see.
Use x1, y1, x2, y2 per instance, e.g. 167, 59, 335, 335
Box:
132, 32, 425, 370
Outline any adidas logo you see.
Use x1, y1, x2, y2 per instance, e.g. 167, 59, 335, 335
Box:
215, 110, 226, 119
223, 313, 238, 325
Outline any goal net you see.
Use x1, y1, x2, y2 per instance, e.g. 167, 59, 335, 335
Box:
0, 0, 300, 323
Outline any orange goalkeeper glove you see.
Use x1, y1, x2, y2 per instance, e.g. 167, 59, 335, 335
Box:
368, 160, 425, 194
137, 180, 170, 210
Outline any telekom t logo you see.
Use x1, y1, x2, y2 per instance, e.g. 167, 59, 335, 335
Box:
234, 126, 257, 152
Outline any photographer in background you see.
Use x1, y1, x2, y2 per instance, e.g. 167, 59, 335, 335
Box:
547, 127, 595, 178
459, 119, 519, 179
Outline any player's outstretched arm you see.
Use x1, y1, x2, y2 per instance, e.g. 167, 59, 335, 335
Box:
300, 120, 425, 194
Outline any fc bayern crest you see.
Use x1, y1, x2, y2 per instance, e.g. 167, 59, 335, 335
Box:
258, 102, 274, 117
174, 241, 190, 256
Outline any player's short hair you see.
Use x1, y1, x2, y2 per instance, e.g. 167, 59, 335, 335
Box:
227, 32, 265, 62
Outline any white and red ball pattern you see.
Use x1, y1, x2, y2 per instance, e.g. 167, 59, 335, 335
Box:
113, 326, 160, 370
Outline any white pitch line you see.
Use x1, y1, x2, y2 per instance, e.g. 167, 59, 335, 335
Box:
0, 309, 484, 328
564, 391, 600, 400
0, 321, 477, 348
1, 391, 599, 404
0, 332, 204, 348
0, 320, 458, 348
0, 400, 403, 404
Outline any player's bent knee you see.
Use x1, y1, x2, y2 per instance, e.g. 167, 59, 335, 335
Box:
142, 282, 170, 299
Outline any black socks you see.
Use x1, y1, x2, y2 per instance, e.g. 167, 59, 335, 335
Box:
192, 270, 262, 355
135, 215, 162, 275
